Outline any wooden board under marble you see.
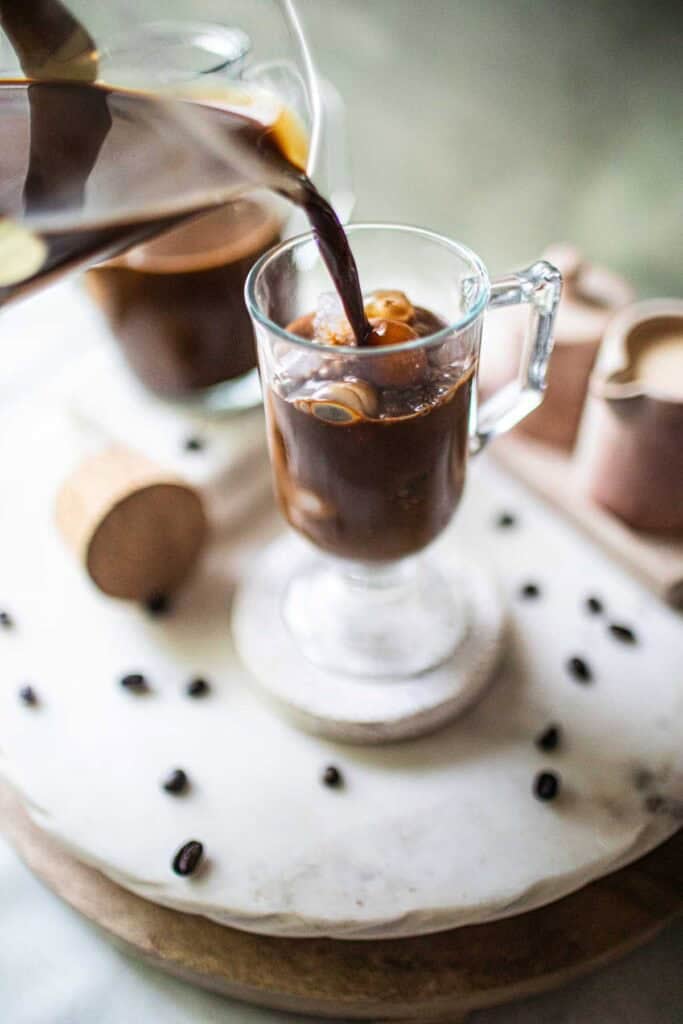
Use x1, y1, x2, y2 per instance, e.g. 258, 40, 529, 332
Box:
493, 436, 683, 610
1, 782, 680, 1024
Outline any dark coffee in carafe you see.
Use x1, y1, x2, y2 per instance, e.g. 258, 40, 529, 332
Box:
0, 0, 374, 380
86, 200, 283, 396
0, 77, 368, 347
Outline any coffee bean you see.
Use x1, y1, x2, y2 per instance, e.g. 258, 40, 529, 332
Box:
534, 771, 560, 801
186, 677, 210, 698
322, 765, 343, 788
633, 768, 654, 791
609, 623, 637, 645
120, 673, 148, 693
172, 839, 204, 876
669, 801, 683, 821
183, 435, 205, 453
519, 582, 541, 600
585, 596, 603, 615
19, 685, 37, 706
162, 769, 188, 795
566, 656, 592, 683
495, 511, 517, 529
145, 592, 171, 616
0, 610, 13, 628
535, 725, 560, 752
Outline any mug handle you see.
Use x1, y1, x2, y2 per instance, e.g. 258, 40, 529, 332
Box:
470, 260, 562, 454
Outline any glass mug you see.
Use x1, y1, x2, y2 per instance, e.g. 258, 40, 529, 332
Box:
246, 223, 561, 679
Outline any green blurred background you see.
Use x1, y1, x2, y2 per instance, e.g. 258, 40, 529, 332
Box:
176, 1, 682, 293
299, 0, 683, 295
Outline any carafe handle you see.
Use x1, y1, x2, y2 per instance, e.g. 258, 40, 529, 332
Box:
470, 260, 562, 453
316, 78, 355, 223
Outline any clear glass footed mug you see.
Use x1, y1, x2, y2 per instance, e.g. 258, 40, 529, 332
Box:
246, 224, 561, 678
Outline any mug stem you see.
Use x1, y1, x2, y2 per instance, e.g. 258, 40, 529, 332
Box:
282, 551, 467, 678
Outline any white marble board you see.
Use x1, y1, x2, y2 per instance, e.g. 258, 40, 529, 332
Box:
0, 371, 681, 939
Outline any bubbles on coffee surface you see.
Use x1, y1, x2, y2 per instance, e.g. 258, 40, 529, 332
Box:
310, 289, 418, 347
277, 288, 468, 422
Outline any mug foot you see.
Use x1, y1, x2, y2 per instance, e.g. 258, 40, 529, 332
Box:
232, 533, 506, 744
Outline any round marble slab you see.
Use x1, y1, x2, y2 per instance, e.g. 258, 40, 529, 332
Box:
0, 401, 681, 940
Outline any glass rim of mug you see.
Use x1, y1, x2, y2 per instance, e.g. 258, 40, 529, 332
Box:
244, 221, 491, 357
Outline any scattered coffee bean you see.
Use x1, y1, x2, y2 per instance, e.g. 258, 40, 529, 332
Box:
633, 768, 654, 791
534, 770, 560, 801
144, 592, 171, 616
0, 610, 13, 628
172, 839, 204, 876
644, 794, 664, 814
608, 623, 637, 645
669, 801, 683, 821
496, 511, 516, 529
585, 596, 603, 615
535, 724, 561, 752
322, 765, 343, 788
519, 582, 541, 600
162, 769, 188, 795
183, 435, 205, 453
19, 685, 37, 706
120, 673, 149, 693
566, 656, 592, 683
186, 677, 210, 698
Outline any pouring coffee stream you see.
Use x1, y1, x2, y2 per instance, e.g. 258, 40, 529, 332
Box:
0, 0, 371, 344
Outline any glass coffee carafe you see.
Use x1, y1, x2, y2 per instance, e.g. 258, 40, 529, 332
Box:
0, 0, 351, 411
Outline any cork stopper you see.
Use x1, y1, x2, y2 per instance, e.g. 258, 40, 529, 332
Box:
55, 445, 207, 600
